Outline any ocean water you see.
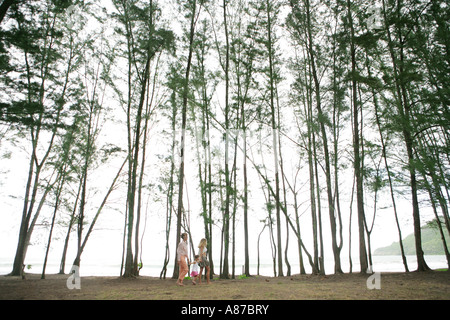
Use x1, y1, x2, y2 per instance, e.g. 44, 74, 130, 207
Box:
0, 255, 447, 277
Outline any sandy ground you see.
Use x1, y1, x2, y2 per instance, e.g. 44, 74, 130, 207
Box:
0, 271, 449, 300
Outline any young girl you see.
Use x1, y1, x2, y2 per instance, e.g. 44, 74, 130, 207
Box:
198, 238, 211, 284
190, 255, 200, 285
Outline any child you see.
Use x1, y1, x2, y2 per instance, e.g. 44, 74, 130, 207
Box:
190, 255, 200, 285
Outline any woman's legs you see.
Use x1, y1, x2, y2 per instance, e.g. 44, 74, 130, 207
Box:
177, 257, 188, 286
205, 266, 211, 284
198, 266, 210, 284
198, 267, 204, 284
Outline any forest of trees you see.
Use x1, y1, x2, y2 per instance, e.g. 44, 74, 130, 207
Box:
0, 0, 448, 280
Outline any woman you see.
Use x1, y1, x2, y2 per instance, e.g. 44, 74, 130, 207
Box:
198, 238, 211, 284
176, 233, 190, 286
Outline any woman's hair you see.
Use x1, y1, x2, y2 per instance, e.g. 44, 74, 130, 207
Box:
198, 238, 207, 248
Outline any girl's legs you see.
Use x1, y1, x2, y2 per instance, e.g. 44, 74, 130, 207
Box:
191, 272, 198, 285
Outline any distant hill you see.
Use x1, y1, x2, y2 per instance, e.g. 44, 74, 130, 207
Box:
374, 226, 450, 256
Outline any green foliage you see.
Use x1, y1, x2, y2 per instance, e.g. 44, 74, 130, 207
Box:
0, 0, 92, 131
374, 218, 450, 256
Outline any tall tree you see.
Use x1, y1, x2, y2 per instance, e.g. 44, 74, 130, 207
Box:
220, 0, 232, 279
247, 0, 285, 277
113, 0, 174, 277
231, 0, 259, 277
159, 63, 182, 279
345, 0, 369, 274
381, 0, 430, 271
6, 1, 81, 276
288, 0, 343, 274
172, 0, 203, 279
190, 17, 218, 278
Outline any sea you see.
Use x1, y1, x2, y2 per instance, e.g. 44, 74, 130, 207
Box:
0, 255, 447, 277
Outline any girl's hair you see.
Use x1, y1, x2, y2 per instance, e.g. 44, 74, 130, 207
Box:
198, 238, 207, 248
181, 233, 187, 239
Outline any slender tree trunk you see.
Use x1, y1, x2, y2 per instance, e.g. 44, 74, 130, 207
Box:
160, 87, 177, 279
265, 0, 283, 277
242, 128, 250, 277
221, 0, 231, 279
303, 54, 319, 274
42, 168, 67, 279
303, 0, 342, 274
173, 0, 199, 279
73, 103, 94, 269
74, 157, 127, 271
346, 0, 368, 274
59, 181, 81, 274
